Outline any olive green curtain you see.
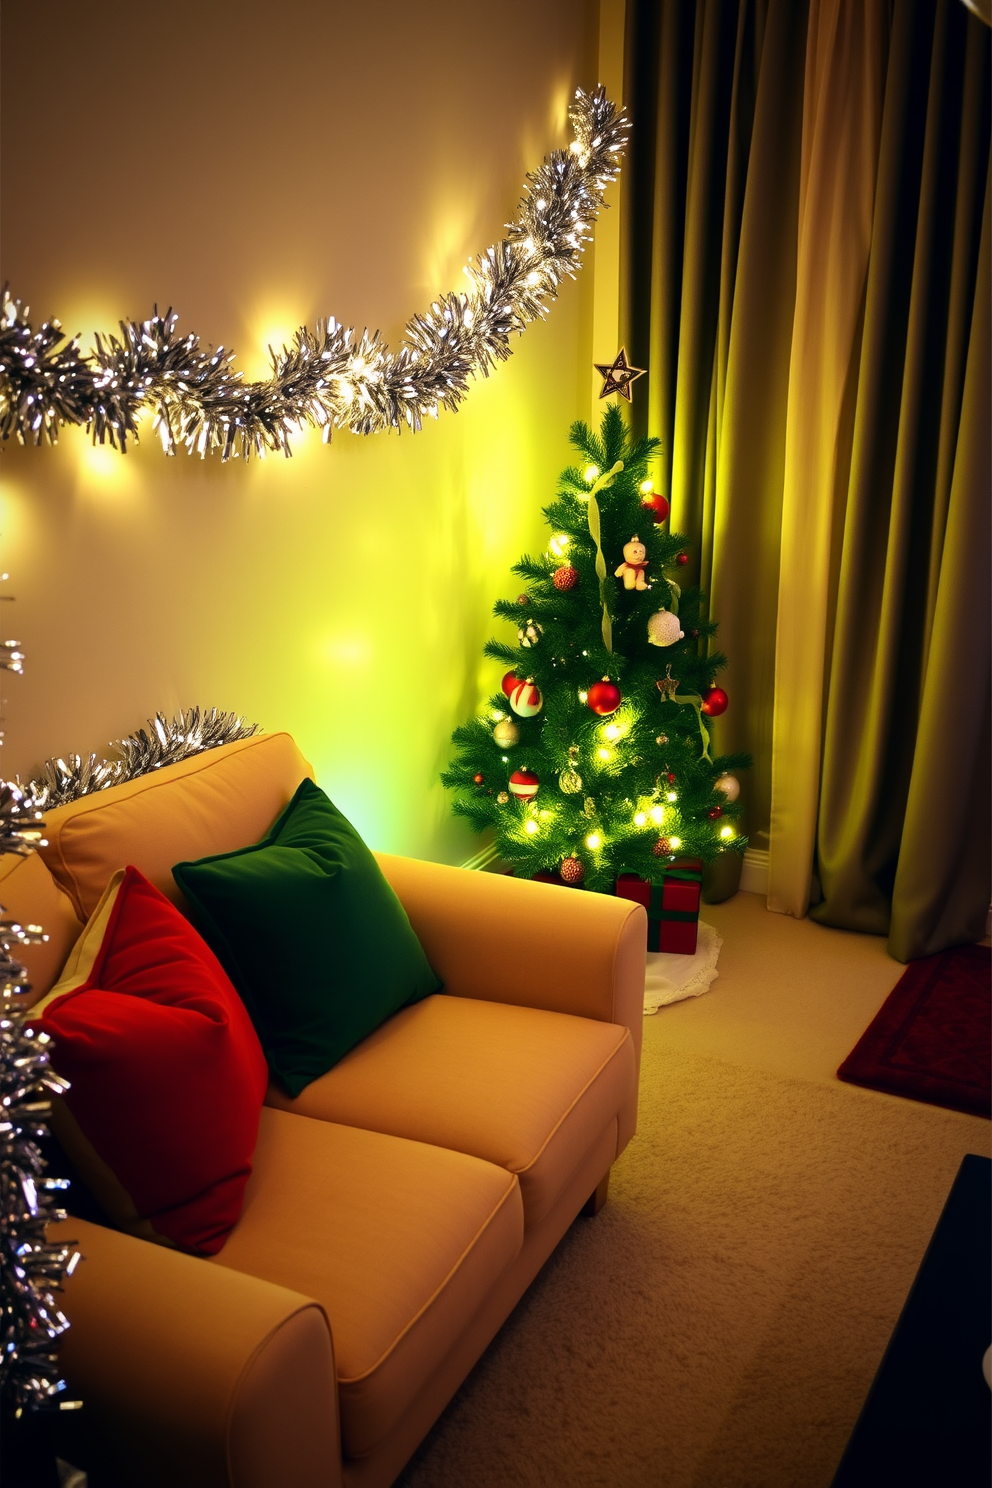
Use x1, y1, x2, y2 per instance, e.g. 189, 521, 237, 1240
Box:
623, 0, 990, 959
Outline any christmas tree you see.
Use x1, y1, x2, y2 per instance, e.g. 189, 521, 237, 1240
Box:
443, 405, 749, 892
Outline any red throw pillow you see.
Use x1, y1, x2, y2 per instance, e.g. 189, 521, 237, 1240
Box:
34, 865, 267, 1255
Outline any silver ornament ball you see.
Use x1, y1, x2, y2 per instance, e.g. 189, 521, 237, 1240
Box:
646, 609, 684, 647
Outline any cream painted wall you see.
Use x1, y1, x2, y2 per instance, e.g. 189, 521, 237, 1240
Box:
0, 0, 603, 861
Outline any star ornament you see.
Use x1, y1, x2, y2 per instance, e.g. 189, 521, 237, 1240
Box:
594, 348, 646, 402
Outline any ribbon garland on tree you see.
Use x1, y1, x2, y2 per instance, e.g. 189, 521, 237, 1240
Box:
0, 88, 629, 460
584, 459, 625, 652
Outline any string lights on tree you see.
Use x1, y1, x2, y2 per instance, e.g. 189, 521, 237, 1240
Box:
0, 88, 628, 460
443, 404, 750, 891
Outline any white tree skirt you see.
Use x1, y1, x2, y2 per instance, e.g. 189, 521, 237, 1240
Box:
644, 920, 722, 1013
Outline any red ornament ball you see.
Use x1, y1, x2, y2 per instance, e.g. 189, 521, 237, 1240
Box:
510, 678, 543, 718
587, 679, 622, 716
501, 671, 520, 697
640, 491, 671, 524
553, 565, 579, 591
708, 805, 723, 819
508, 768, 540, 801
473, 773, 485, 785
666, 772, 676, 784
559, 856, 586, 885
675, 552, 689, 566
701, 685, 729, 717
652, 837, 672, 858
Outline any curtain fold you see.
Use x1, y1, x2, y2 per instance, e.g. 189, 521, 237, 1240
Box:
810, 1, 991, 949
768, 0, 889, 916
624, 0, 991, 958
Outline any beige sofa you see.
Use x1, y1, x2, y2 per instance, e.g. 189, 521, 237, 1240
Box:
2, 731, 646, 1488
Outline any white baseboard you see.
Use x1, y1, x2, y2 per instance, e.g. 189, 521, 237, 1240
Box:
740, 848, 769, 897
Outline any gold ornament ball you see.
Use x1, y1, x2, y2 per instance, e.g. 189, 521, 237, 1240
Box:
493, 719, 520, 748
714, 773, 740, 802
652, 836, 672, 857
558, 766, 584, 795
496, 791, 509, 804
560, 856, 585, 884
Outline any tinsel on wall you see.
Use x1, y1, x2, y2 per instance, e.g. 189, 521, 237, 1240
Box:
0, 88, 628, 459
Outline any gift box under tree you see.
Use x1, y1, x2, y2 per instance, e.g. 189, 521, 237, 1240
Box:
615, 860, 703, 954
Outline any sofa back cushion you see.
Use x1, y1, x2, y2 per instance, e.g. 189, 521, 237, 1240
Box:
0, 850, 85, 1006
39, 733, 314, 922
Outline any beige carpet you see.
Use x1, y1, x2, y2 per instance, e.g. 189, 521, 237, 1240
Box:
397, 899, 990, 1488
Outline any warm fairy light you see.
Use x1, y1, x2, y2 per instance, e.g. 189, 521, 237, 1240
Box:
583, 464, 601, 484
492, 709, 505, 721
720, 825, 734, 839
666, 791, 677, 802
501, 755, 509, 763
526, 271, 541, 286
548, 534, 570, 557
525, 819, 539, 836
585, 832, 602, 850
649, 805, 666, 825
633, 812, 647, 826
596, 747, 612, 762
603, 723, 621, 741
638, 478, 654, 495
578, 690, 588, 703
669, 836, 682, 849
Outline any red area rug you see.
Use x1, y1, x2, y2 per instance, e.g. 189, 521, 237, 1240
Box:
838, 944, 991, 1118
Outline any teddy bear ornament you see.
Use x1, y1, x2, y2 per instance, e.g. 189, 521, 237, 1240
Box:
615, 536, 649, 591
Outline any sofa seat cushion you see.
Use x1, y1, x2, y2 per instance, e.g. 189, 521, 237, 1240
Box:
265, 994, 636, 1229
211, 1106, 522, 1460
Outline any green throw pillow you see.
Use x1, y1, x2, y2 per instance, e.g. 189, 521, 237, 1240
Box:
173, 778, 441, 1096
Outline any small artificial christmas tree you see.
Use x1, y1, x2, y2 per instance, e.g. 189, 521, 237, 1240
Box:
443, 405, 749, 897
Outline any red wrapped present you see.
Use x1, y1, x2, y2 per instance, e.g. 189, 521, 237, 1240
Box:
615, 859, 702, 953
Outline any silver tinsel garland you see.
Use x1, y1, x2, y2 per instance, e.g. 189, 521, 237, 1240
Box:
0, 782, 82, 1419
0, 88, 628, 459
27, 706, 260, 809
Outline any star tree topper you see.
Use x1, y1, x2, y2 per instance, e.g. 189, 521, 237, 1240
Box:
594, 348, 646, 402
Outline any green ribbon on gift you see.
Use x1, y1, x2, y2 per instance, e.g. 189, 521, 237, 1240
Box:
646, 873, 701, 923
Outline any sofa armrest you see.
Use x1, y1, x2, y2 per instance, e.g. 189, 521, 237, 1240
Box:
376, 854, 647, 1070
50, 1218, 342, 1488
